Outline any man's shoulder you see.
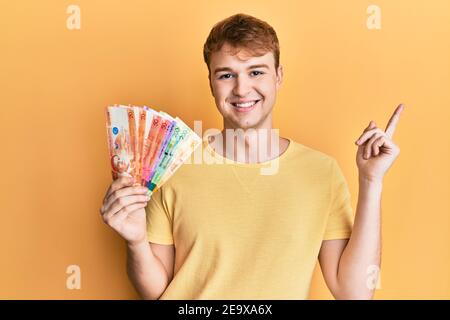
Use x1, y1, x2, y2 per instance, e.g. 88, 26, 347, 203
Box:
288, 138, 336, 167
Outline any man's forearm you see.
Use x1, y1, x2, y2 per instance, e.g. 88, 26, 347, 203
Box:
336, 176, 382, 299
126, 241, 169, 300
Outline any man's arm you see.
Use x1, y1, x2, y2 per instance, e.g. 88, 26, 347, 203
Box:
319, 104, 404, 300
100, 176, 174, 300
319, 176, 382, 299
126, 241, 174, 300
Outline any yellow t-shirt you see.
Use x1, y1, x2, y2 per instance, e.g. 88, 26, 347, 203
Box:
145, 136, 354, 299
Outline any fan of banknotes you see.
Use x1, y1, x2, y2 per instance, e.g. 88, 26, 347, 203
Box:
105, 104, 201, 196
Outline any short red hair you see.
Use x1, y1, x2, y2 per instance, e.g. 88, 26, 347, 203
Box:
203, 13, 280, 72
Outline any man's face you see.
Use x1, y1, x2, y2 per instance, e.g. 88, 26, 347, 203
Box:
208, 43, 283, 130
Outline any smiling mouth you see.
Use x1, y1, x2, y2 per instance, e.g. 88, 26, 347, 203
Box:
230, 100, 260, 108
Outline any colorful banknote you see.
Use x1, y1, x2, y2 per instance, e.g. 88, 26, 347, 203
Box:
105, 105, 201, 193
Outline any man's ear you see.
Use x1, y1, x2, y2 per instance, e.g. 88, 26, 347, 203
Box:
276, 65, 284, 89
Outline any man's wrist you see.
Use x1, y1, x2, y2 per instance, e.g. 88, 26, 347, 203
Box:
126, 239, 149, 251
359, 174, 383, 185
358, 176, 383, 194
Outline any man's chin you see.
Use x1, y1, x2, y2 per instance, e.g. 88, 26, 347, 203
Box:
228, 117, 265, 131
219, 106, 272, 130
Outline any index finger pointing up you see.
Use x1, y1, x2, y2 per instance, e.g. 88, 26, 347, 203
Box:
385, 104, 405, 139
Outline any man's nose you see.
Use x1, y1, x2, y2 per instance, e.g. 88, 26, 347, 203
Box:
232, 77, 251, 97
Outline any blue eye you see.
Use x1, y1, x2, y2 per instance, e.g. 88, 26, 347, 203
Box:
250, 70, 264, 76
219, 74, 233, 79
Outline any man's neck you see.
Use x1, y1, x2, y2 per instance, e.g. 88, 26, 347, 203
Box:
208, 126, 289, 164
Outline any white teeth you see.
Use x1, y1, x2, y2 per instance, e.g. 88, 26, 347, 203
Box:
233, 100, 258, 108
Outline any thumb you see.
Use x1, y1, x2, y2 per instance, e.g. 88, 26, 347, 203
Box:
363, 120, 377, 133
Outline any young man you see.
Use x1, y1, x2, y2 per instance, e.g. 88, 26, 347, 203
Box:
100, 13, 403, 299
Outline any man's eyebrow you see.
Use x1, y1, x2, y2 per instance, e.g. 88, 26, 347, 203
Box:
213, 64, 270, 74
247, 64, 269, 70
213, 67, 233, 74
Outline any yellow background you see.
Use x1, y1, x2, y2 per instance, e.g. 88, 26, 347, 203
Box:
1, 0, 449, 299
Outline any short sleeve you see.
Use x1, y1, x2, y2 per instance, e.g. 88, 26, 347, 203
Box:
323, 159, 354, 240
145, 187, 174, 245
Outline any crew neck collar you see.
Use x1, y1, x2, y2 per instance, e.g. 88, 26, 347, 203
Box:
202, 134, 294, 167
